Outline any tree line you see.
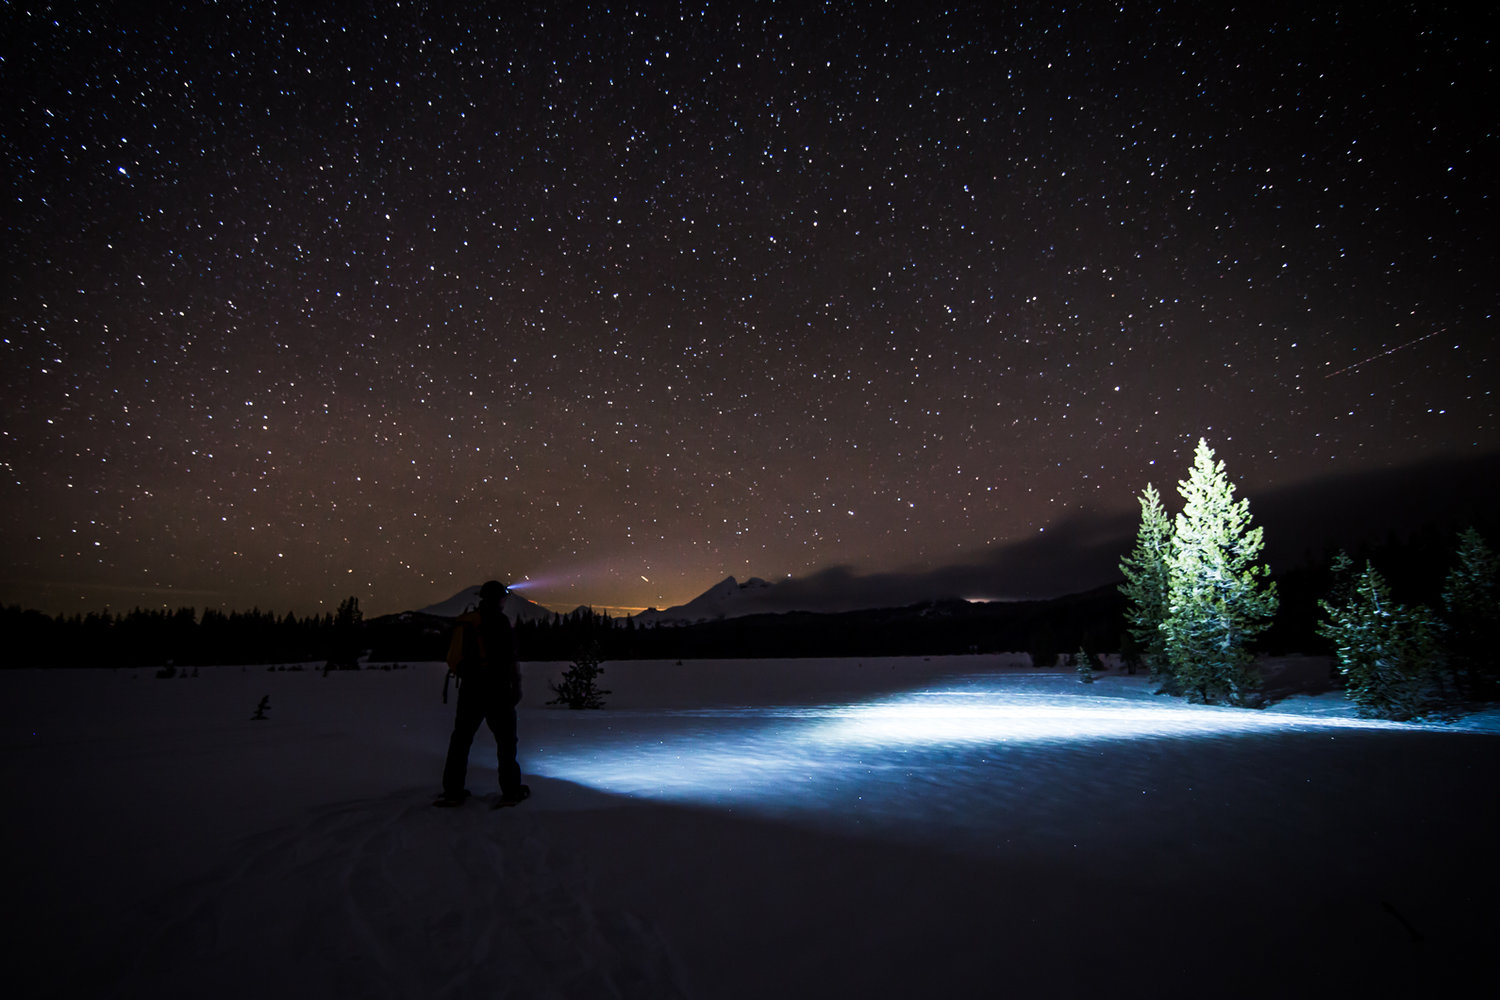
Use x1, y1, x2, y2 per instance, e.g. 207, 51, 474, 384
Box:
1, 590, 1129, 670
0, 599, 746, 669
1120, 438, 1498, 719
0, 597, 367, 669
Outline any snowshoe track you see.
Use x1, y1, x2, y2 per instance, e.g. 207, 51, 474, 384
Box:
112, 789, 685, 999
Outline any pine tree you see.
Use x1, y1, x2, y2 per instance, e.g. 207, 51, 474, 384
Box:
1319, 561, 1443, 720
1325, 550, 1358, 610
327, 596, 363, 671
1441, 527, 1499, 699
548, 642, 611, 709
1075, 646, 1095, 684
1118, 483, 1173, 685
1161, 439, 1278, 705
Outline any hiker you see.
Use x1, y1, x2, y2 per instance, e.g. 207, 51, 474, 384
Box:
436, 580, 529, 807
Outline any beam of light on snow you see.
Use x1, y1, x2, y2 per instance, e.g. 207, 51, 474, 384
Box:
807, 687, 1406, 747
526, 676, 1417, 811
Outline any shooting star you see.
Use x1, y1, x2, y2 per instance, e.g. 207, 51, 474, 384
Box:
1324, 329, 1443, 379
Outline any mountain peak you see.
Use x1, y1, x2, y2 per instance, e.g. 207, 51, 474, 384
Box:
415, 585, 554, 623
633, 575, 779, 625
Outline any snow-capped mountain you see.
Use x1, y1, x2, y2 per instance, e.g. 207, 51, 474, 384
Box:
633, 576, 781, 625
416, 585, 556, 623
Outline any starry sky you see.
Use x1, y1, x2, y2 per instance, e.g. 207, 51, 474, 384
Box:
3, 2, 1496, 619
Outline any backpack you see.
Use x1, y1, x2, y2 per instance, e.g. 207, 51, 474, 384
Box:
445, 611, 486, 678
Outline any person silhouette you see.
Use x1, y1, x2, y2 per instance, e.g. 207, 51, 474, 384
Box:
435, 580, 529, 807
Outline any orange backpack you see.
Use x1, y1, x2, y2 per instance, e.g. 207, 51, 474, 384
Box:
445, 611, 487, 677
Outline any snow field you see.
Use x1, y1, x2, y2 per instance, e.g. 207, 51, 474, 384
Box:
4, 656, 1497, 998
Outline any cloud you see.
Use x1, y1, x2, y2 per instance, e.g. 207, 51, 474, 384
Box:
747, 449, 1500, 613
1249, 449, 1500, 567
740, 508, 1137, 614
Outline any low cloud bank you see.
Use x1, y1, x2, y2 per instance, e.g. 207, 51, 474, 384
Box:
733, 450, 1500, 615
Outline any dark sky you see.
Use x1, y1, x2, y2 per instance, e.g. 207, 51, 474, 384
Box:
3, 2, 1495, 619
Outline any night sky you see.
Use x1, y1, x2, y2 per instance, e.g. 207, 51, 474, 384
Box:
4, 2, 1495, 619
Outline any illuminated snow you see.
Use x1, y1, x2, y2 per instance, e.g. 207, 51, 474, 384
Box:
810, 685, 1407, 746
527, 673, 1419, 818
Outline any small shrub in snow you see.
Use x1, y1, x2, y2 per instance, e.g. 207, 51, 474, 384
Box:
548, 643, 611, 709
1076, 648, 1095, 684
251, 695, 271, 721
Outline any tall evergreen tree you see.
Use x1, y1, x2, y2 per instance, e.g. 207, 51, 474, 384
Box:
327, 596, 363, 670
1161, 439, 1278, 705
1319, 560, 1443, 720
1441, 527, 1499, 699
1118, 483, 1173, 685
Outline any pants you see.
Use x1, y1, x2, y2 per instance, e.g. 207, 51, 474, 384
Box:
441, 677, 522, 796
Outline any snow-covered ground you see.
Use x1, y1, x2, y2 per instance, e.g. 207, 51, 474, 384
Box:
6, 656, 1498, 998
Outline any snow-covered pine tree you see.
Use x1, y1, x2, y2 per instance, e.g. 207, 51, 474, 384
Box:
1118, 483, 1173, 686
1318, 560, 1443, 720
1161, 439, 1278, 706
1075, 647, 1095, 684
1441, 527, 1499, 699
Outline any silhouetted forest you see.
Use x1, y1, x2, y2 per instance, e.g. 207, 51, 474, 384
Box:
0, 605, 351, 669
505, 588, 1129, 664
0, 591, 1130, 668
1, 519, 1487, 669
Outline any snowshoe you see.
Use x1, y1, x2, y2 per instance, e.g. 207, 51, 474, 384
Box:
493, 785, 531, 809
432, 789, 472, 808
